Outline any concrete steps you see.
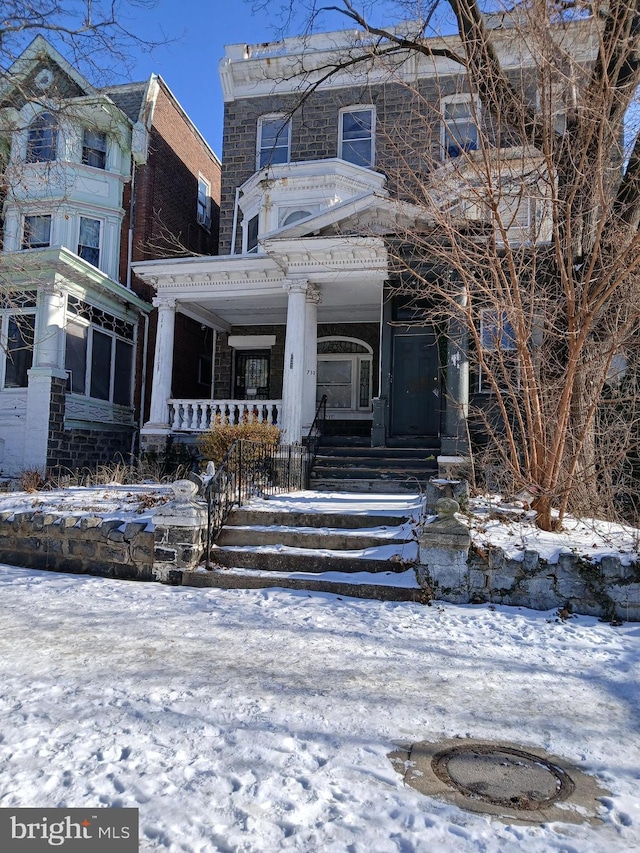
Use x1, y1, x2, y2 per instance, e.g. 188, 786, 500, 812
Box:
310, 445, 439, 493
182, 495, 427, 602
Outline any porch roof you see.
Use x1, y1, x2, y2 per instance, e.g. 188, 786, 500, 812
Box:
132, 235, 388, 328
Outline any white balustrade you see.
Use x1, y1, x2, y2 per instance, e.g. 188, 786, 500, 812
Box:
167, 399, 282, 432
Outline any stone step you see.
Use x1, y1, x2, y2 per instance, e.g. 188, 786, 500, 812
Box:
311, 465, 436, 479
209, 545, 416, 574
317, 447, 439, 458
183, 567, 427, 603
225, 509, 411, 529
314, 458, 437, 472
216, 525, 413, 551
311, 478, 429, 493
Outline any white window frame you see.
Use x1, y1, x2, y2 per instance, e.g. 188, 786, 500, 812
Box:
197, 174, 212, 229
81, 127, 108, 170
0, 309, 37, 390
256, 114, 291, 170
243, 211, 261, 254
338, 106, 375, 169
22, 214, 52, 249
64, 314, 133, 406
316, 337, 373, 412
479, 309, 519, 393
26, 111, 58, 163
77, 216, 102, 269
441, 94, 481, 160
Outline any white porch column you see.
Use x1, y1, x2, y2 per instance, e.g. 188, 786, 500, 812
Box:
281, 279, 309, 444
23, 286, 67, 471
36, 286, 65, 369
302, 286, 321, 432
144, 296, 176, 432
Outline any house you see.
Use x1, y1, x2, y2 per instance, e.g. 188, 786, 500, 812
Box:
0, 36, 221, 478
131, 19, 596, 466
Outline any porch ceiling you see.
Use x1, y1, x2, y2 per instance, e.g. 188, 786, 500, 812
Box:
178, 274, 383, 327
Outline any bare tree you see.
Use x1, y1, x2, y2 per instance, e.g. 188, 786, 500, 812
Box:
259, 0, 640, 530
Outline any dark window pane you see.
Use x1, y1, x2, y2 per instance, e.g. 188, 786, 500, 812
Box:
27, 112, 58, 162
23, 215, 51, 249
64, 321, 87, 394
5, 315, 35, 387
113, 340, 133, 405
90, 330, 112, 400
82, 129, 107, 169
247, 215, 259, 252
78, 217, 100, 267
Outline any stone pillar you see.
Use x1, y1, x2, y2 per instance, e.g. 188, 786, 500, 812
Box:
441, 288, 469, 457
417, 498, 471, 601
151, 480, 208, 584
281, 279, 308, 444
144, 296, 176, 434
302, 285, 321, 432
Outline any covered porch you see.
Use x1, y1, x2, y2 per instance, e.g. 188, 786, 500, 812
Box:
132, 236, 388, 449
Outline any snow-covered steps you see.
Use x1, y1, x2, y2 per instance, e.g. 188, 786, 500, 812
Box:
184, 566, 427, 603
183, 491, 427, 602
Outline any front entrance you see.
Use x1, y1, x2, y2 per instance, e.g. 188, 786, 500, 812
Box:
234, 350, 270, 399
390, 328, 440, 437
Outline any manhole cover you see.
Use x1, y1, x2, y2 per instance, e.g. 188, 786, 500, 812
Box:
431, 745, 575, 810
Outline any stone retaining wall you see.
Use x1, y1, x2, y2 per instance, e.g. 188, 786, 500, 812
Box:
0, 482, 208, 584
418, 501, 640, 621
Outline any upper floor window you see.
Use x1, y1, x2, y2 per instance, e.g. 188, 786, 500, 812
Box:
339, 107, 375, 168
246, 214, 259, 253
26, 111, 58, 163
197, 175, 212, 228
257, 115, 290, 169
442, 96, 479, 159
82, 128, 107, 169
23, 215, 51, 249
78, 217, 101, 267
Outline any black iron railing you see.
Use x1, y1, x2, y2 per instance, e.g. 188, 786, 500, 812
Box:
305, 394, 327, 487
204, 439, 310, 568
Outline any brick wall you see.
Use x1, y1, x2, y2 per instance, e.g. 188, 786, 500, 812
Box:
125, 81, 221, 296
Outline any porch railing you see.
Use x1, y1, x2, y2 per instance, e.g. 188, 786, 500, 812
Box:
204, 439, 309, 567
305, 394, 327, 487
168, 399, 282, 432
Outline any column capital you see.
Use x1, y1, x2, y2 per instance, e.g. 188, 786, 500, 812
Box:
305, 285, 322, 305
283, 278, 309, 296
153, 296, 177, 310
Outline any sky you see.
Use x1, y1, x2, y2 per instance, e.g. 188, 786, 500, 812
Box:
121, 0, 356, 157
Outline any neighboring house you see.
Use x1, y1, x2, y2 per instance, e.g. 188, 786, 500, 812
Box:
132, 20, 593, 458
0, 36, 220, 477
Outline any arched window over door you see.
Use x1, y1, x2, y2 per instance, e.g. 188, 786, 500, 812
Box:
317, 337, 373, 412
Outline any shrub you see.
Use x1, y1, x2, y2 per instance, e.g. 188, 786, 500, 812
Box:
197, 422, 280, 467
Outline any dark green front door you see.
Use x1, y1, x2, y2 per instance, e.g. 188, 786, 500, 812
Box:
391, 330, 440, 437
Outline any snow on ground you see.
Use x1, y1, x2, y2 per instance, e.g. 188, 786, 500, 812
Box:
0, 484, 171, 528
468, 495, 640, 565
0, 565, 639, 852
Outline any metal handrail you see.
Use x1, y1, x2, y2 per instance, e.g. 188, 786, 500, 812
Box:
305, 394, 327, 487
204, 438, 310, 568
